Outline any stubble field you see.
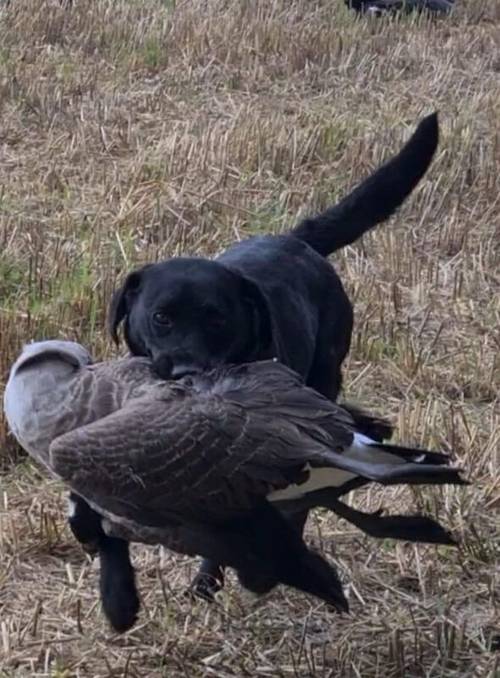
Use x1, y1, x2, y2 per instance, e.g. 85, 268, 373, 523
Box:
0, 1, 499, 676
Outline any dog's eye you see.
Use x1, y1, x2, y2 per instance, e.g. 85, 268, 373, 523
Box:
152, 311, 173, 327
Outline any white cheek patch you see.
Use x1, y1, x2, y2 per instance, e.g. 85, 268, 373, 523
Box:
66, 496, 77, 519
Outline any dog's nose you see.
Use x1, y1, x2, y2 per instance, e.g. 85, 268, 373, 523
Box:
152, 354, 174, 380
152, 353, 202, 380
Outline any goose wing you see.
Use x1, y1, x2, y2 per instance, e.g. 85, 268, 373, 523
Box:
48, 388, 354, 528
49, 359, 463, 531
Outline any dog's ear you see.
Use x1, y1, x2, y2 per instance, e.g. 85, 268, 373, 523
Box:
240, 277, 273, 354
108, 266, 151, 345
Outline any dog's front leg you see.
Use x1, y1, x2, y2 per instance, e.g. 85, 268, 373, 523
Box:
67, 492, 140, 632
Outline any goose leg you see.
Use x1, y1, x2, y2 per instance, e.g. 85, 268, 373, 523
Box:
67, 492, 140, 632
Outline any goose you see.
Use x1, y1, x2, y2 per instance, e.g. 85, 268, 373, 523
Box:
4, 340, 467, 628
345, 0, 455, 16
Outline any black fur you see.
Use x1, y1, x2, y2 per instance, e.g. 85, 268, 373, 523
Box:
98, 537, 140, 633
109, 114, 438, 402
290, 113, 439, 254
231, 503, 348, 612
76, 113, 439, 612
68, 493, 139, 633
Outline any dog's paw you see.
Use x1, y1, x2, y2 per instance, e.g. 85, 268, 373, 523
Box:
101, 574, 140, 633
186, 573, 223, 602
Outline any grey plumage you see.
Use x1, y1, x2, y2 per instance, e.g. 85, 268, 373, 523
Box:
4, 340, 463, 521
4, 340, 467, 608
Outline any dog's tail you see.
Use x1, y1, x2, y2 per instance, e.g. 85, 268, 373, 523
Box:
290, 112, 439, 257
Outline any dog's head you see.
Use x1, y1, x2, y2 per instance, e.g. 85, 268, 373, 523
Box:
109, 258, 273, 379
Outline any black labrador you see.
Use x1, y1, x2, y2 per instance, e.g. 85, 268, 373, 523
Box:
71, 112, 439, 631
111, 113, 438, 402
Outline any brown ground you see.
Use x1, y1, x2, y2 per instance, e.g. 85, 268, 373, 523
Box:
0, 1, 499, 676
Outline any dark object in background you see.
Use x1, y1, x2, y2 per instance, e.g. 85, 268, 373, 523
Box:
345, 0, 455, 16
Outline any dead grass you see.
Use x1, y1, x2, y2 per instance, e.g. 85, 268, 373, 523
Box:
0, 0, 499, 676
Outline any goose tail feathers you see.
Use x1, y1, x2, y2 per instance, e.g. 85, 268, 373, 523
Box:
269, 432, 467, 546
